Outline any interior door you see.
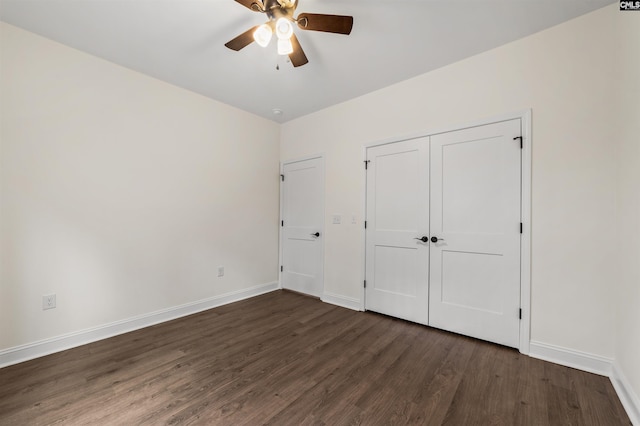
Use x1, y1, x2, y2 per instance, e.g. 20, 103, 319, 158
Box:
365, 138, 430, 324
429, 119, 522, 348
281, 157, 324, 298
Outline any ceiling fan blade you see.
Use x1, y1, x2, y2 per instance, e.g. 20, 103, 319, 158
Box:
233, 0, 264, 12
288, 33, 308, 67
296, 13, 353, 35
224, 26, 259, 51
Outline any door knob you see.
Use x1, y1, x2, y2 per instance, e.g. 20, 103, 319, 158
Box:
414, 236, 429, 243
311, 232, 320, 237
431, 236, 445, 243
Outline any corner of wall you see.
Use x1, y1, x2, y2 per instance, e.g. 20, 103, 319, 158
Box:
611, 361, 640, 426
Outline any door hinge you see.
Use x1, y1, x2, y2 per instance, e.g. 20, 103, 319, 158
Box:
281, 220, 284, 227
280, 174, 284, 181
513, 136, 523, 149
364, 220, 367, 229
364, 160, 370, 170
519, 308, 522, 320
364, 280, 367, 288
280, 265, 283, 272
520, 223, 523, 234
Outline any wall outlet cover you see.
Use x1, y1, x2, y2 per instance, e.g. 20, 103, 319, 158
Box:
42, 294, 56, 310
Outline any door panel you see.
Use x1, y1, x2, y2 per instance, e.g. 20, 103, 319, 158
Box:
429, 119, 521, 348
374, 245, 419, 296
374, 149, 421, 231
440, 251, 503, 313
440, 137, 508, 235
282, 158, 324, 297
365, 138, 429, 324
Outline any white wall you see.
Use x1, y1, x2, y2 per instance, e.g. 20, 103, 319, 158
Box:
614, 8, 640, 413
281, 6, 620, 357
0, 22, 281, 351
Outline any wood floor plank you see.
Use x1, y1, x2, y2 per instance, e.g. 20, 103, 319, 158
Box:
574, 368, 632, 425
0, 290, 631, 425
513, 355, 551, 425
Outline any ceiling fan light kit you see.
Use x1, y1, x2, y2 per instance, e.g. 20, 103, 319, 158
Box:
225, 0, 353, 67
277, 38, 294, 55
253, 24, 273, 47
275, 17, 294, 40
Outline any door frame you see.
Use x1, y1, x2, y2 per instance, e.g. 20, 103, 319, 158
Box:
278, 154, 326, 297
362, 110, 532, 354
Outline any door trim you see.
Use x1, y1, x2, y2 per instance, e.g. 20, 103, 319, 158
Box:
279, 154, 326, 297
363, 110, 532, 354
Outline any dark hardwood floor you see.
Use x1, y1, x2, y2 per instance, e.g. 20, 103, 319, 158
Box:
0, 290, 631, 425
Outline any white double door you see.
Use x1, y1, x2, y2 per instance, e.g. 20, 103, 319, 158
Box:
365, 119, 522, 348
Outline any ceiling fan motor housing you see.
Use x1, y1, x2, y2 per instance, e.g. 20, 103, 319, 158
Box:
264, 0, 296, 21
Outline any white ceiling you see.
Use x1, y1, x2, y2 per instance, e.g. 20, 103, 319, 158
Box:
1, 0, 613, 123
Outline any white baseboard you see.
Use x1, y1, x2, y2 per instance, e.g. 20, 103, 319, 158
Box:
0, 281, 279, 369
529, 340, 613, 376
321, 292, 362, 311
611, 361, 640, 426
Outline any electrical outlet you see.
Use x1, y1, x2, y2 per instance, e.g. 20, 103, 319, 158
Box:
42, 294, 56, 310
217, 266, 224, 277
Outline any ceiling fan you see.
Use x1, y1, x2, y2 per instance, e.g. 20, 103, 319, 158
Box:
224, 0, 353, 67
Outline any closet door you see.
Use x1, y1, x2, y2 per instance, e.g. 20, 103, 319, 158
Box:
364, 138, 430, 324
429, 119, 522, 348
